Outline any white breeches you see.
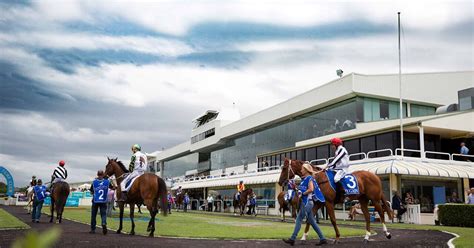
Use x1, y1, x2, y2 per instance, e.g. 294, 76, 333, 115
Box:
334, 168, 348, 183
121, 170, 143, 192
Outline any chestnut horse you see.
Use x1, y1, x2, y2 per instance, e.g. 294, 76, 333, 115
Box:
279, 159, 393, 243
104, 158, 168, 237
277, 191, 299, 222
233, 188, 253, 216
49, 181, 70, 223
175, 191, 185, 212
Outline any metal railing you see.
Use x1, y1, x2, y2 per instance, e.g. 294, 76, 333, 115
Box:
452, 153, 474, 161
367, 148, 393, 158
425, 151, 451, 160
309, 158, 328, 166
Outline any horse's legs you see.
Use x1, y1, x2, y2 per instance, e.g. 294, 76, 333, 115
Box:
129, 204, 135, 235
58, 204, 63, 223
359, 197, 371, 243
373, 201, 391, 239
325, 202, 340, 243
49, 201, 54, 223
117, 204, 124, 234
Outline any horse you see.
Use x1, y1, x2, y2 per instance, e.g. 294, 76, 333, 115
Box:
279, 159, 393, 243
233, 189, 253, 216
175, 192, 185, 212
26, 186, 34, 214
277, 191, 299, 222
104, 158, 167, 237
49, 181, 70, 223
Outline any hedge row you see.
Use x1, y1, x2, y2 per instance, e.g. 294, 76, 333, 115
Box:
438, 204, 474, 227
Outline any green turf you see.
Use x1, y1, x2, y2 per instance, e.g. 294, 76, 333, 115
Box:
42, 207, 365, 239
336, 220, 474, 248
0, 208, 29, 230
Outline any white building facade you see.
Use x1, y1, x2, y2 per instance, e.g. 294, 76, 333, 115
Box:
148, 71, 474, 214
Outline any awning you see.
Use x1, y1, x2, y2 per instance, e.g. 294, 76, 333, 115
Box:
349, 158, 474, 179
172, 171, 280, 190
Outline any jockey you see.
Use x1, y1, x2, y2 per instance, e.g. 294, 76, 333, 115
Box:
50, 160, 67, 190
176, 186, 183, 196
236, 180, 245, 201
284, 178, 297, 203
324, 137, 349, 183
118, 144, 147, 202
30, 176, 37, 187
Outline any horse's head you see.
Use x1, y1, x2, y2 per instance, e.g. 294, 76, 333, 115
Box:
278, 158, 300, 186
105, 157, 119, 177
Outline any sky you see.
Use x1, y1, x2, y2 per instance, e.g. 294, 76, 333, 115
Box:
0, 0, 473, 187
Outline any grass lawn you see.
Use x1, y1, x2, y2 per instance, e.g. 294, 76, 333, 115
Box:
42, 207, 365, 239
337, 220, 474, 248
0, 208, 29, 230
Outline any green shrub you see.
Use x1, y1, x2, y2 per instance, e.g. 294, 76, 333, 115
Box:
438, 204, 474, 227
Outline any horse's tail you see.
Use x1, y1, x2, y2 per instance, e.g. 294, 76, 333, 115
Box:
157, 176, 168, 216
381, 193, 393, 220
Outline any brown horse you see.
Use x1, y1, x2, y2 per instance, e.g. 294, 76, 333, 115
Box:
279, 159, 393, 243
277, 191, 299, 222
104, 158, 168, 237
233, 188, 253, 216
175, 192, 185, 212
49, 181, 70, 223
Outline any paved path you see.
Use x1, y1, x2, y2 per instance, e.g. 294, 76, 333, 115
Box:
0, 206, 452, 248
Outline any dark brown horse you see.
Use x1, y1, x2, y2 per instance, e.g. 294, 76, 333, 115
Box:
104, 158, 168, 237
279, 159, 393, 243
277, 191, 299, 222
175, 191, 185, 212
233, 188, 253, 216
49, 181, 70, 223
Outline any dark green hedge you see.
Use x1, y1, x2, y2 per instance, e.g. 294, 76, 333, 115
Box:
438, 204, 474, 227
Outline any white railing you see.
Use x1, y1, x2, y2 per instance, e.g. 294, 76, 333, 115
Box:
170, 148, 473, 184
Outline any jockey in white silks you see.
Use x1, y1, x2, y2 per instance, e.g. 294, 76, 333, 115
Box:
118, 144, 147, 202
322, 137, 349, 183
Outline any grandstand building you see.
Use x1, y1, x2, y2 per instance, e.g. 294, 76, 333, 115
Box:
147, 71, 474, 214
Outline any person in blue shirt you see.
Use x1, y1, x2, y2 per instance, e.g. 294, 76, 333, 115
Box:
89, 170, 109, 235
183, 193, 190, 212
460, 142, 470, 161
283, 163, 327, 246
32, 179, 47, 223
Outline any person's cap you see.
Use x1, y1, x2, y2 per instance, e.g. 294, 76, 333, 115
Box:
59, 160, 65, 166
330, 137, 343, 146
302, 163, 314, 174
97, 170, 104, 176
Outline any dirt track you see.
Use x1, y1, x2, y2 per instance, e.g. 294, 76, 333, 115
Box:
0, 206, 452, 248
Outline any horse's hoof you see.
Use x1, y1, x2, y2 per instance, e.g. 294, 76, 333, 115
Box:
363, 239, 369, 244
333, 239, 339, 244
116, 230, 121, 234
386, 233, 392, 239
130, 231, 135, 236
148, 233, 154, 238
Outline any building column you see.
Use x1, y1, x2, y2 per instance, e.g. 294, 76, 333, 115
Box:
418, 123, 426, 159
463, 178, 470, 202
389, 173, 399, 201
158, 161, 164, 178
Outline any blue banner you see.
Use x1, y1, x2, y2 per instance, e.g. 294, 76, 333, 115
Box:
44, 196, 80, 207
0, 166, 14, 197
71, 192, 85, 198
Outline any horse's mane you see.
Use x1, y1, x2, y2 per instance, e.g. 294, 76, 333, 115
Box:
115, 160, 129, 173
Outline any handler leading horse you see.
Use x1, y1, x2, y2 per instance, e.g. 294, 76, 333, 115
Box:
279, 159, 393, 243
104, 158, 168, 237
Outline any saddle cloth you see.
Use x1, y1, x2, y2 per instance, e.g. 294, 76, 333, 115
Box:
326, 170, 360, 195
124, 173, 140, 191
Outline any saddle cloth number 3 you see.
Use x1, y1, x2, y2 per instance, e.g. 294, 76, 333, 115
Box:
344, 175, 357, 189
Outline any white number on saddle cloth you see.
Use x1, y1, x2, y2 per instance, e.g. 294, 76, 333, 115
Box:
344, 175, 357, 189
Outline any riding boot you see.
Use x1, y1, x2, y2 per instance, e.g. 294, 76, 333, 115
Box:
117, 192, 128, 202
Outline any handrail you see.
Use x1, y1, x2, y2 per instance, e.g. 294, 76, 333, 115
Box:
452, 153, 474, 161
367, 148, 393, 158
395, 148, 422, 156
309, 158, 328, 165
349, 152, 367, 161
425, 151, 451, 160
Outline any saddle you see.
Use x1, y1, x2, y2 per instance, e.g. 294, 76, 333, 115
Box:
326, 170, 360, 195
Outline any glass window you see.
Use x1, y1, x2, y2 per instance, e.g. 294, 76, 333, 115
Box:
344, 139, 361, 160
305, 147, 317, 162
361, 136, 377, 157
363, 98, 407, 121
376, 132, 396, 151
163, 153, 198, 178
290, 151, 297, 160
380, 101, 389, 120
317, 145, 330, 159
296, 149, 305, 161
411, 104, 436, 117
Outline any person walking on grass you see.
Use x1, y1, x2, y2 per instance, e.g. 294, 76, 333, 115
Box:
106, 183, 115, 217
32, 179, 47, 223
89, 170, 109, 235
282, 163, 327, 246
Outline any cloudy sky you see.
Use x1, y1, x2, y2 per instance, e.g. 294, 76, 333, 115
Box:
0, 0, 472, 186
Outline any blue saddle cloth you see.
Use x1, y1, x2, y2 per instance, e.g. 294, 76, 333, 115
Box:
326, 170, 360, 195
312, 184, 325, 203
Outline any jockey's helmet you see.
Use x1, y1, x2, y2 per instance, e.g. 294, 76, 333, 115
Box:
59, 160, 65, 166
330, 137, 343, 147
132, 144, 141, 151
32, 175, 36, 179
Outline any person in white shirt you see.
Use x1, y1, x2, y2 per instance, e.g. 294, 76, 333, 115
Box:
207, 195, 214, 212
323, 137, 349, 183
118, 144, 147, 202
